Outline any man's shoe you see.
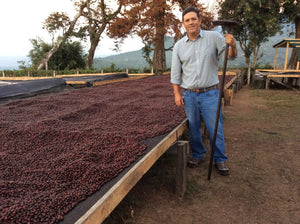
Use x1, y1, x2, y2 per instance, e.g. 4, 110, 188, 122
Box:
187, 157, 205, 168
215, 162, 230, 176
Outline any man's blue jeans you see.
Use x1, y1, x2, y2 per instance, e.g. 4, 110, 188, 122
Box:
183, 89, 228, 163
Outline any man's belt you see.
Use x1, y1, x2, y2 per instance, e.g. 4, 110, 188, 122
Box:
184, 84, 219, 93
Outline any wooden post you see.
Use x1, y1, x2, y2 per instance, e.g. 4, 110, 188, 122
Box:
232, 83, 237, 93
224, 89, 233, 106
297, 61, 299, 70
273, 47, 278, 70
176, 141, 188, 198
265, 78, 270, 90
284, 43, 289, 70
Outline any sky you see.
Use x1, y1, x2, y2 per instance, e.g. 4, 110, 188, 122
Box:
0, 0, 213, 68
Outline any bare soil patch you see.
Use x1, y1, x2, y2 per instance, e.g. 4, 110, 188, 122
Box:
105, 87, 300, 224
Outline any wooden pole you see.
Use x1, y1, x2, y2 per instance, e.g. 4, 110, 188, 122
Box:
274, 47, 278, 70
176, 141, 188, 198
265, 78, 270, 89
284, 43, 289, 70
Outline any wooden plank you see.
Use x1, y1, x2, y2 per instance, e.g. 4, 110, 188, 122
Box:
92, 76, 147, 86
66, 81, 88, 85
270, 78, 289, 88
267, 75, 300, 78
218, 71, 237, 76
76, 118, 188, 224
128, 73, 154, 76
224, 75, 238, 90
256, 69, 300, 73
0, 76, 53, 81
56, 73, 120, 78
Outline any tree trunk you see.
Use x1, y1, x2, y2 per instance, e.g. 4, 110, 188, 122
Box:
152, 35, 166, 75
86, 24, 106, 69
37, 39, 63, 70
247, 63, 251, 85
288, 15, 300, 69
244, 56, 251, 85
87, 41, 97, 69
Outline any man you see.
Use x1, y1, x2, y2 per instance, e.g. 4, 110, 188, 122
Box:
171, 6, 237, 176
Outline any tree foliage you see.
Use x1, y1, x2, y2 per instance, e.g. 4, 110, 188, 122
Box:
38, 0, 125, 70
280, 0, 300, 68
37, 2, 87, 70
218, 0, 282, 84
107, 0, 214, 75
78, 0, 124, 68
43, 12, 71, 40
29, 38, 86, 70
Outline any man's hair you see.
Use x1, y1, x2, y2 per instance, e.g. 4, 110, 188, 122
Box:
182, 6, 200, 21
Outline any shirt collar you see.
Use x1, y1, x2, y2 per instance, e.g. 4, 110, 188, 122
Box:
184, 29, 204, 42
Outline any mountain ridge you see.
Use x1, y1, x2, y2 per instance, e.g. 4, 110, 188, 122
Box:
94, 32, 292, 70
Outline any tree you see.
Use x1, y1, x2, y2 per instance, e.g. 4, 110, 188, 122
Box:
280, 0, 300, 69
37, 2, 87, 70
39, 0, 125, 70
80, 0, 124, 68
108, 0, 214, 75
29, 38, 86, 70
218, 0, 282, 85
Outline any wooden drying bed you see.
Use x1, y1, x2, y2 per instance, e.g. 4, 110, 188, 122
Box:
255, 70, 300, 90
75, 119, 187, 224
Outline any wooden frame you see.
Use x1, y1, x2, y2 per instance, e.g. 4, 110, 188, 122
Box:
75, 119, 188, 224
273, 39, 300, 71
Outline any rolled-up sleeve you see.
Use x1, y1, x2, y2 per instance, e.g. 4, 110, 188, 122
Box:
171, 43, 182, 85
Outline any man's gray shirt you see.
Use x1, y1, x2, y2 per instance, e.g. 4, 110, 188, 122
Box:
171, 29, 226, 89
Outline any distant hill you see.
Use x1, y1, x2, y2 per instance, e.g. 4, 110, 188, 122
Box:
94, 30, 293, 70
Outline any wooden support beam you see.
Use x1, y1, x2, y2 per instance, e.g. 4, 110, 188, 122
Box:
224, 74, 239, 91
274, 47, 278, 70
284, 42, 289, 70
256, 69, 300, 73
224, 89, 234, 106
76, 119, 188, 224
265, 78, 270, 90
267, 75, 300, 78
176, 141, 188, 198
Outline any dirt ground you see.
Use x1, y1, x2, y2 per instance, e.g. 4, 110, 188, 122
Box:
104, 86, 300, 224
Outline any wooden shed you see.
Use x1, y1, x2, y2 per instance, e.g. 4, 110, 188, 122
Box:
273, 38, 300, 70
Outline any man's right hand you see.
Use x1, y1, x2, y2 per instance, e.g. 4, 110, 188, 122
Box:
175, 94, 184, 108
172, 84, 184, 108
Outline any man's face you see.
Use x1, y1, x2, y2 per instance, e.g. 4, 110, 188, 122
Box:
182, 12, 201, 37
